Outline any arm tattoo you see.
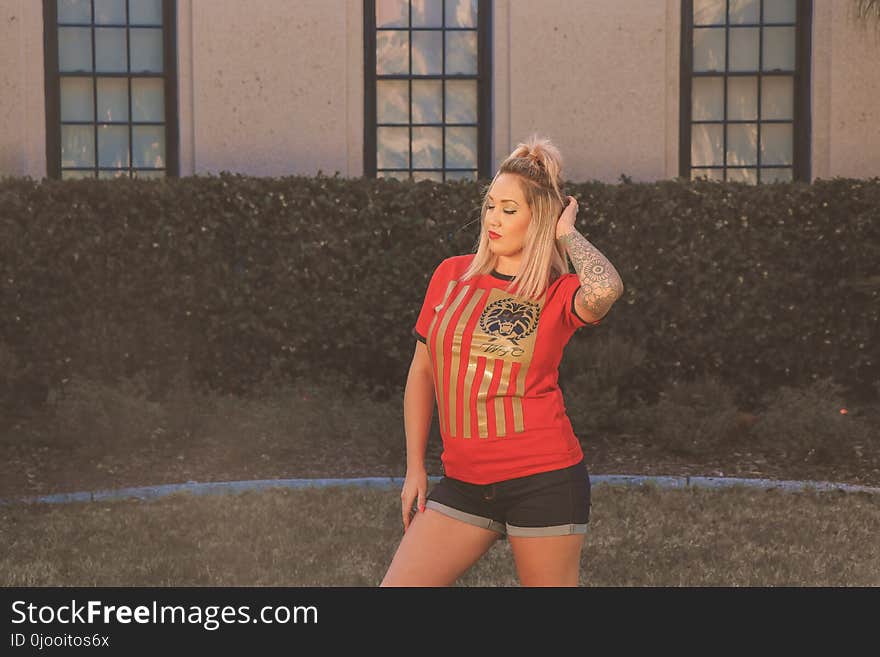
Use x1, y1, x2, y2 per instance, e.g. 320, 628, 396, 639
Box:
556, 227, 624, 317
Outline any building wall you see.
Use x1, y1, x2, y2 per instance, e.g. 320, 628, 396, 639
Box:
496, 0, 679, 183
811, 0, 880, 180
0, 0, 47, 178
178, 0, 362, 178
1, 0, 878, 182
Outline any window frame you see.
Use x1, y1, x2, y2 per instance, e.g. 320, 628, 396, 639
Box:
42, 0, 180, 179
679, 0, 812, 182
363, 0, 493, 181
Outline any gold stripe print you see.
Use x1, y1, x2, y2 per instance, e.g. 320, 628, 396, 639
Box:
428, 282, 542, 440
447, 288, 486, 440
431, 284, 470, 438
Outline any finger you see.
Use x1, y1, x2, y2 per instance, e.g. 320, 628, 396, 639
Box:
401, 493, 412, 528
402, 502, 412, 531
418, 489, 426, 513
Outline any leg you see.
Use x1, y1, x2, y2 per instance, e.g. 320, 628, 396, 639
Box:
508, 533, 585, 586
380, 508, 502, 587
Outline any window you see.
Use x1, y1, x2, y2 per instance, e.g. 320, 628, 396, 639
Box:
365, 0, 492, 182
680, 0, 811, 183
43, 0, 179, 179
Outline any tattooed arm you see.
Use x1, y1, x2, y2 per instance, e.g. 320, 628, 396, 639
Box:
556, 227, 624, 323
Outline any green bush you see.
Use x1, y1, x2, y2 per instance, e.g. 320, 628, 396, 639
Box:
639, 375, 742, 455
561, 332, 648, 435
751, 376, 876, 465
1, 173, 878, 413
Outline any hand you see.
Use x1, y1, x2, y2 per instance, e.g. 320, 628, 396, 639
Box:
556, 195, 580, 239
400, 466, 428, 532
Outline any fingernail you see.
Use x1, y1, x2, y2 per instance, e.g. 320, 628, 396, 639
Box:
419, 505, 425, 512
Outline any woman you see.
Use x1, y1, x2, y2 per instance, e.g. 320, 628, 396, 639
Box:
380, 135, 625, 587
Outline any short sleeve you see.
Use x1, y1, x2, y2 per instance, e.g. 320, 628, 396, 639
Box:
556, 273, 602, 331
412, 259, 451, 344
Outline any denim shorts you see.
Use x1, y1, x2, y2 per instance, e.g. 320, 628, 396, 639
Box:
425, 458, 591, 538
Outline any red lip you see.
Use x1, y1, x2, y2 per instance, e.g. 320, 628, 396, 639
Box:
489, 231, 501, 239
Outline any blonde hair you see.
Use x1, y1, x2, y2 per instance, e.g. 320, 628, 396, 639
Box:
460, 133, 571, 301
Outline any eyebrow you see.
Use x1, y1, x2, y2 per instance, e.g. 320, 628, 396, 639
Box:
487, 194, 519, 204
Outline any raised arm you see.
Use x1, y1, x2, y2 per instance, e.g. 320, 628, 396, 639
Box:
556, 226, 624, 322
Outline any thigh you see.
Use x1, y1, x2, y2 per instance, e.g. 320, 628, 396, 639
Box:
501, 460, 591, 586
509, 533, 585, 586
380, 508, 501, 587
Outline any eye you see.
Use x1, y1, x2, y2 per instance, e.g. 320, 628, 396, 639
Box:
487, 205, 515, 214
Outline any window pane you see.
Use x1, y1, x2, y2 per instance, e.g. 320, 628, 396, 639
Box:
57, 0, 91, 24
761, 76, 793, 120
129, 0, 164, 26
445, 79, 477, 123
445, 126, 477, 168
728, 168, 757, 184
729, 27, 759, 71
61, 125, 95, 167
377, 30, 409, 74
729, 0, 759, 24
131, 28, 163, 72
727, 76, 757, 120
445, 170, 477, 181
445, 0, 478, 28
94, 0, 126, 24
62, 169, 96, 179
693, 0, 725, 25
763, 27, 795, 71
133, 125, 165, 167
97, 77, 129, 122
691, 124, 723, 166
760, 123, 793, 165
412, 30, 442, 75
95, 27, 127, 72
98, 125, 130, 167
59, 27, 92, 72
376, 0, 408, 28
378, 170, 410, 181
412, 0, 442, 27
98, 169, 129, 179
726, 123, 757, 166
412, 126, 443, 168
133, 169, 166, 179
377, 126, 409, 168
761, 167, 792, 183
692, 76, 723, 120
445, 31, 477, 75
763, 0, 797, 24
691, 168, 724, 181
413, 171, 443, 182
60, 77, 94, 121
693, 27, 725, 72
412, 80, 442, 123
132, 78, 165, 122
377, 80, 409, 123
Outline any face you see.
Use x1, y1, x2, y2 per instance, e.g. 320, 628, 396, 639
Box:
484, 173, 532, 257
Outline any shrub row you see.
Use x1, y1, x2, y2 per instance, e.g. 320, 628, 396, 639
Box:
1, 172, 877, 411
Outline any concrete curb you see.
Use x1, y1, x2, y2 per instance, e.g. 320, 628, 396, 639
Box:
1, 474, 879, 506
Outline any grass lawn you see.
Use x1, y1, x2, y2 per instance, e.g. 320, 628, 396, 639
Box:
2, 482, 878, 587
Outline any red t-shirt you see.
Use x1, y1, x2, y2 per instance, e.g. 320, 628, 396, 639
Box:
412, 254, 603, 484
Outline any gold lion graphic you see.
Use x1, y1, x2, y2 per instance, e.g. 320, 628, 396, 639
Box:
479, 298, 539, 345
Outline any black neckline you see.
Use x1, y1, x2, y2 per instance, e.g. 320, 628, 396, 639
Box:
490, 269, 516, 281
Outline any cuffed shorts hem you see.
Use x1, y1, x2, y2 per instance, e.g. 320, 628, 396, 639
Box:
424, 502, 589, 537
425, 500, 506, 535
505, 523, 588, 537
